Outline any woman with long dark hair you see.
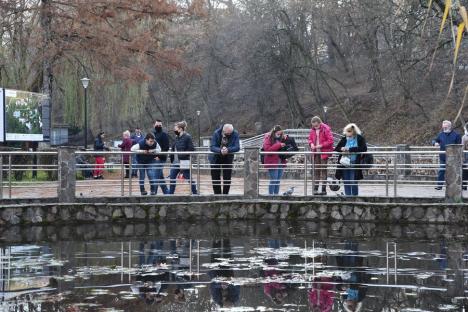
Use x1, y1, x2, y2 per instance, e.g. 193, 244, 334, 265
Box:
262, 125, 287, 195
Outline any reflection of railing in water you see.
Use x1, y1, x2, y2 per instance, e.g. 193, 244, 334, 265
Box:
0, 147, 467, 200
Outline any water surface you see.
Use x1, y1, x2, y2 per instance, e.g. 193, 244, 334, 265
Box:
0, 221, 467, 311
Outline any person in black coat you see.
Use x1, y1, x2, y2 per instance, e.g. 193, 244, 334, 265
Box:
209, 124, 240, 195
335, 124, 367, 196
168, 121, 197, 195
152, 120, 170, 194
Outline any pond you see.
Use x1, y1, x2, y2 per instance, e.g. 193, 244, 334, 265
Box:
0, 221, 467, 311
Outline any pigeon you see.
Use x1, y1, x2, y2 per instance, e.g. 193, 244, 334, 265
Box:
283, 187, 295, 196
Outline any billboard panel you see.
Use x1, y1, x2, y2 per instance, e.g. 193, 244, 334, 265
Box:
4, 89, 46, 141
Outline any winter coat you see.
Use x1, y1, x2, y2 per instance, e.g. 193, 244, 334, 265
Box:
334, 134, 367, 181
170, 133, 195, 163
152, 129, 170, 162
118, 137, 133, 163
133, 139, 161, 164
262, 134, 288, 169
209, 126, 241, 164
308, 123, 334, 160
434, 130, 462, 162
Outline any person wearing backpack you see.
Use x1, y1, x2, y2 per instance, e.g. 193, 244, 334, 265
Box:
263, 125, 289, 195
308, 116, 334, 195
335, 124, 367, 196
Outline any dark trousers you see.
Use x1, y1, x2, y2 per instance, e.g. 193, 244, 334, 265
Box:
211, 158, 234, 195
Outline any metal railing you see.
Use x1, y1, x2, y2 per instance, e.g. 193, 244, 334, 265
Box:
0, 151, 59, 199
0, 147, 465, 200
258, 150, 448, 198
74, 151, 245, 197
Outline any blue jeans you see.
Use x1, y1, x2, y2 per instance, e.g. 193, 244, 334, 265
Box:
154, 159, 168, 195
268, 168, 284, 195
138, 161, 157, 193
131, 155, 138, 176
343, 167, 358, 196
169, 164, 197, 195
437, 160, 446, 187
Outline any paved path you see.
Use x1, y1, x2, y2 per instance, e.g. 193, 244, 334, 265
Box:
0, 171, 452, 199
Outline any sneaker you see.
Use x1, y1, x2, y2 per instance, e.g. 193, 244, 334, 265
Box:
435, 186, 442, 190
150, 192, 157, 196
141, 190, 148, 196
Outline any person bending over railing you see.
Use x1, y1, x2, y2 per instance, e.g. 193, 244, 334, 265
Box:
131, 133, 162, 196
209, 124, 240, 195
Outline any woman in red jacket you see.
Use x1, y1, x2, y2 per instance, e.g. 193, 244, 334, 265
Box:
118, 130, 133, 178
308, 116, 334, 195
263, 125, 287, 195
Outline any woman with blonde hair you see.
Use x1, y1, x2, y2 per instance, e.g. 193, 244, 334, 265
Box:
118, 130, 133, 178
334, 123, 367, 196
169, 121, 197, 195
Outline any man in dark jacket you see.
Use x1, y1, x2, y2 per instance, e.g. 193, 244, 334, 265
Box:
433, 120, 462, 190
152, 120, 170, 194
209, 124, 240, 195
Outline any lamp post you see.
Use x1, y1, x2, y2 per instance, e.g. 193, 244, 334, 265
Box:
323, 106, 329, 123
81, 77, 90, 149
196, 110, 201, 147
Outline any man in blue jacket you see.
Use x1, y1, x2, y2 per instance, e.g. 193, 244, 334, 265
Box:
433, 120, 461, 190
209, 124, 240, 195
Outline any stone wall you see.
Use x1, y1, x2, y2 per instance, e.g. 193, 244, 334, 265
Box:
1, 198, 468, 226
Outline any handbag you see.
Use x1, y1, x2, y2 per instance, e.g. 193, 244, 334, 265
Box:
339, 155, 351, 167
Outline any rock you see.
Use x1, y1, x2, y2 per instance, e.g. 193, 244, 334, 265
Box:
134, 207, 147, 219
112, 209, 124, 219
305, 209, 318, 219
390, 207, 402, 220
331, 210, 343, 220
159, 206, 167, 218
270, 204, 279, 214
124, 207, 134, 218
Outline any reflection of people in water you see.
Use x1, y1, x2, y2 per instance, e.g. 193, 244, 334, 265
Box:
336, 241, 369, 312
308, 276, 336, 312
263, 258, 288, 305
209, 239, 240, 308
134, 240, 193, 305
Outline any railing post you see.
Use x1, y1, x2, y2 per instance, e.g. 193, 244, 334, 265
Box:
445, 144, 463, 202
0, 156, 3, 200
396, 144, 411, 177
244, 147, 259, 198
57, 147, 76, 202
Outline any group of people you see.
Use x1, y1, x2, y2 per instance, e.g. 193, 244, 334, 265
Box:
94, 120, 240, 196
263, 117, 368, 197
92, 117, 463, 197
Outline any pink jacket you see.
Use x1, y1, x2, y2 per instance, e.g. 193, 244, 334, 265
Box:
308, 277, 335, 312
262, 134, 287, 169
308, 123, 334, 160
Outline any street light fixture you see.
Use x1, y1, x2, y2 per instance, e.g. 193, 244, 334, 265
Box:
196, 110, 201, 147
81, 77, 90, 149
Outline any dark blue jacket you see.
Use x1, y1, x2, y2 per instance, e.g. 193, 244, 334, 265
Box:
136, 139, 159, 164
152, 129, 170, 162
209, 126, 240, 163
131, 133, 144, 145
170, 133, 195, 163
434, 130, 462, 161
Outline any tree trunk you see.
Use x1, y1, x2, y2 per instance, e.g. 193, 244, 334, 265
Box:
40, 0, 53, 140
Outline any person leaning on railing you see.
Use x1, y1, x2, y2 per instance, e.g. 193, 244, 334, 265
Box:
131, 132, 162, 196
308, 116, 334, 196
433, 120, 461, 190
263, 125, 289, 195
335, 124, 368, 196
209, 124, 240, 195
168, 121, 198, 195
